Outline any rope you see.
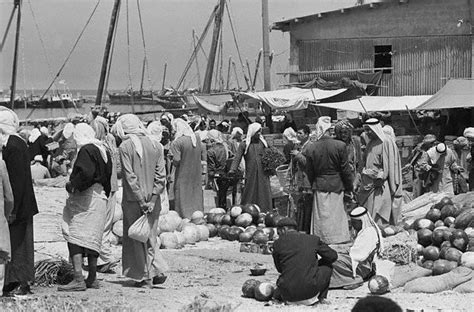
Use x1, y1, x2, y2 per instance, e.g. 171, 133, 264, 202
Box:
225, 0, 250, 90
136, 0, 152, 91
26, 0, 100, 120
38, 0, 101, 101
27, 0, 58, 94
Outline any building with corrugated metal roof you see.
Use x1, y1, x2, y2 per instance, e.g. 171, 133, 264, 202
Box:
272, 0, 474, 96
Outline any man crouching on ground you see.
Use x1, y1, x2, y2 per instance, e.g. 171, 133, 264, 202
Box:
272, 217, 337, 305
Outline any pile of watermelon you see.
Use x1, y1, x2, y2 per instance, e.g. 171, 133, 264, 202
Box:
411, 196, 474, 275
205, 204, 285, 244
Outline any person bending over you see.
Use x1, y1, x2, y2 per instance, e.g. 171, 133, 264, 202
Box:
272, 218, 337, 306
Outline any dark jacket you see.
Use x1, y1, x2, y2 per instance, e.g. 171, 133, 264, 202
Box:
272, 231, 337, 302
70, 144, 112, 197
3, 135, 39, 223
303, 136, 354, 193
207, 143, 228, 177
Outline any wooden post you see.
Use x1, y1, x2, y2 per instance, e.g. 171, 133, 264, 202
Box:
10, 0, 21, 109
202, 0, 226, 93
261, 0, 271, 91
95, 0, 121, 108
161, 63, 167, 91
226, 56, 232, 90
252, 49, 262, 91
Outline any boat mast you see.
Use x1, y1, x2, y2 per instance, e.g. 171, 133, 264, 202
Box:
10, 0, 22, 109
202, 0, 226, 94
96, 0, 121, 108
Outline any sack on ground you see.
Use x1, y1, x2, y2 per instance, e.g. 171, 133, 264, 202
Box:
453, 271, 474, 293
404, 267, 472, 293
128, 214, 151, 243
391, 264, 432, 289
374, 258, 395, 287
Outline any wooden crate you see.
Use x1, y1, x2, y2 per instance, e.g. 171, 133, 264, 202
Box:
240, 241, 274, 255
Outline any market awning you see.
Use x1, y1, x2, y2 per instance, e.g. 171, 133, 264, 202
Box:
240, 87, 347, 111
416, 79, 474, 110
314, 95, 432, 113
188, 93, 234, 114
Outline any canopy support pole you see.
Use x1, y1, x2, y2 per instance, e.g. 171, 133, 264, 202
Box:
405, 105, 422, 136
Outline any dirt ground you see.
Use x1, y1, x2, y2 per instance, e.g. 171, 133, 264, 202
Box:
21, 187, 474, 311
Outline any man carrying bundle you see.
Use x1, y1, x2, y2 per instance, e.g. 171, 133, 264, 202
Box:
272, 217, 337, 306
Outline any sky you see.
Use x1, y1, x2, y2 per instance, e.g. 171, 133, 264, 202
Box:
1, 0, 354, 93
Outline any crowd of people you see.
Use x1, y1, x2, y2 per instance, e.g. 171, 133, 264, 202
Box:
0, 103, 473, 308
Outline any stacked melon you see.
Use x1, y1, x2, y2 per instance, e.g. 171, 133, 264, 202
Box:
111, 188, 124, 245
158, 210, 213, 249
206, 204, 285, 245
414, 196, 474, 275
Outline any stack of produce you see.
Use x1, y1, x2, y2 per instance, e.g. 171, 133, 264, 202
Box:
111, 188, 124, 245
241, 279, 276, 302
411, 196, 474, 277
205, 204, 286, 245
157, 210, 214, 249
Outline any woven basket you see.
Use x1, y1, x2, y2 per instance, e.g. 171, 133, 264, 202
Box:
276, 164, 291, 191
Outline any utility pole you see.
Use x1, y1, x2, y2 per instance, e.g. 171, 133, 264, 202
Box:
96, 0, 121, 108
202, 0, 226, 94
261, 0, 273, 132
10, 0, 22, 109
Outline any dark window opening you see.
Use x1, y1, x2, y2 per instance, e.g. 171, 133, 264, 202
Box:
374, 45, 392, 74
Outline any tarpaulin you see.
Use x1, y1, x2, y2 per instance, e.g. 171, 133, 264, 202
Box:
416, 79, 474, 110
240, 87, 347, 111
190, 93, 234, 114
315, 95, 432, 113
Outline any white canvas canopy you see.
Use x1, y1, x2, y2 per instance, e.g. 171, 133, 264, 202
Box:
241, 87, 347, 111
416, 79, 474, 110
315, 95, 432, 113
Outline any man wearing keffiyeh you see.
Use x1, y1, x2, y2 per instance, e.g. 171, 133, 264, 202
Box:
358, 118, 402, 225
112, 114, 169, 288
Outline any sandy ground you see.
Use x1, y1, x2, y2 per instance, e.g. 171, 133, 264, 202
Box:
26, 187, 474, 311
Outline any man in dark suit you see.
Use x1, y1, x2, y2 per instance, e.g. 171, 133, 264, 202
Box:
272, 217, 337, 305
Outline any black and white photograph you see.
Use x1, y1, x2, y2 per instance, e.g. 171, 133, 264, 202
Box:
1, 0, 474, 310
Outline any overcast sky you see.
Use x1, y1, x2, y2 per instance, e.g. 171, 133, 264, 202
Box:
1, 0, 354, 92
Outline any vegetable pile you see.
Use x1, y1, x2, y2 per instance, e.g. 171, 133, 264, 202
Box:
410, 196, 474, 275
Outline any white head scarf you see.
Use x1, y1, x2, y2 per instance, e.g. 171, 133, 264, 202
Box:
147, 121, 165, 144
464, 127, 474, 140
315, 116, 332, 140
29, 128, 42, 143
74, 123, 108, 163
63, 123, 75, 139
207, 129, 223, 144
283, 127, 300, 144
111, 114, 149, 159
0, 107, 19, 135
172, 118, 197, 147
427, 142, 447, 164
365, 118, 386, 142
90, 116, 109, 141
382, 125, 396, 140
231, 127, 243, 139
40, 126, 49, 136
245, 122, 267, 155
349, 207, 384, 276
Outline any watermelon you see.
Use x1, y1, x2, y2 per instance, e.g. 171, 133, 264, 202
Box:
421, 260, 434, 270
431, 229, 446, 246
454, 209, 474, 230
160, 232, 179, 249
432, 259, 454, 275
242, 279, 261, 298
425, 208, 442, 222
450, 229, 469, 252
434, 197, 453, 209
242, 204, 260, 222
182, 224, 199, 244
444, 247, 463, 263
206, 223, 218, 237
230, 205, 243, 218
252, 230, 269, 244
196, 225, 210, 241
254, 282, 275, 301
235, 213, 253, 227
239, 231, 253, 242
414, 218, 435, 231
417, 228, 433, 247
221, 214, 233, 226
423, 246, 440, 261
209, 207, 226, 214
368, 275, 389, 294
440, 204, 457, 220
227, 227, 243, 241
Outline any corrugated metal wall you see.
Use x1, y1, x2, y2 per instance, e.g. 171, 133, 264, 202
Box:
297, 36, 472, 96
